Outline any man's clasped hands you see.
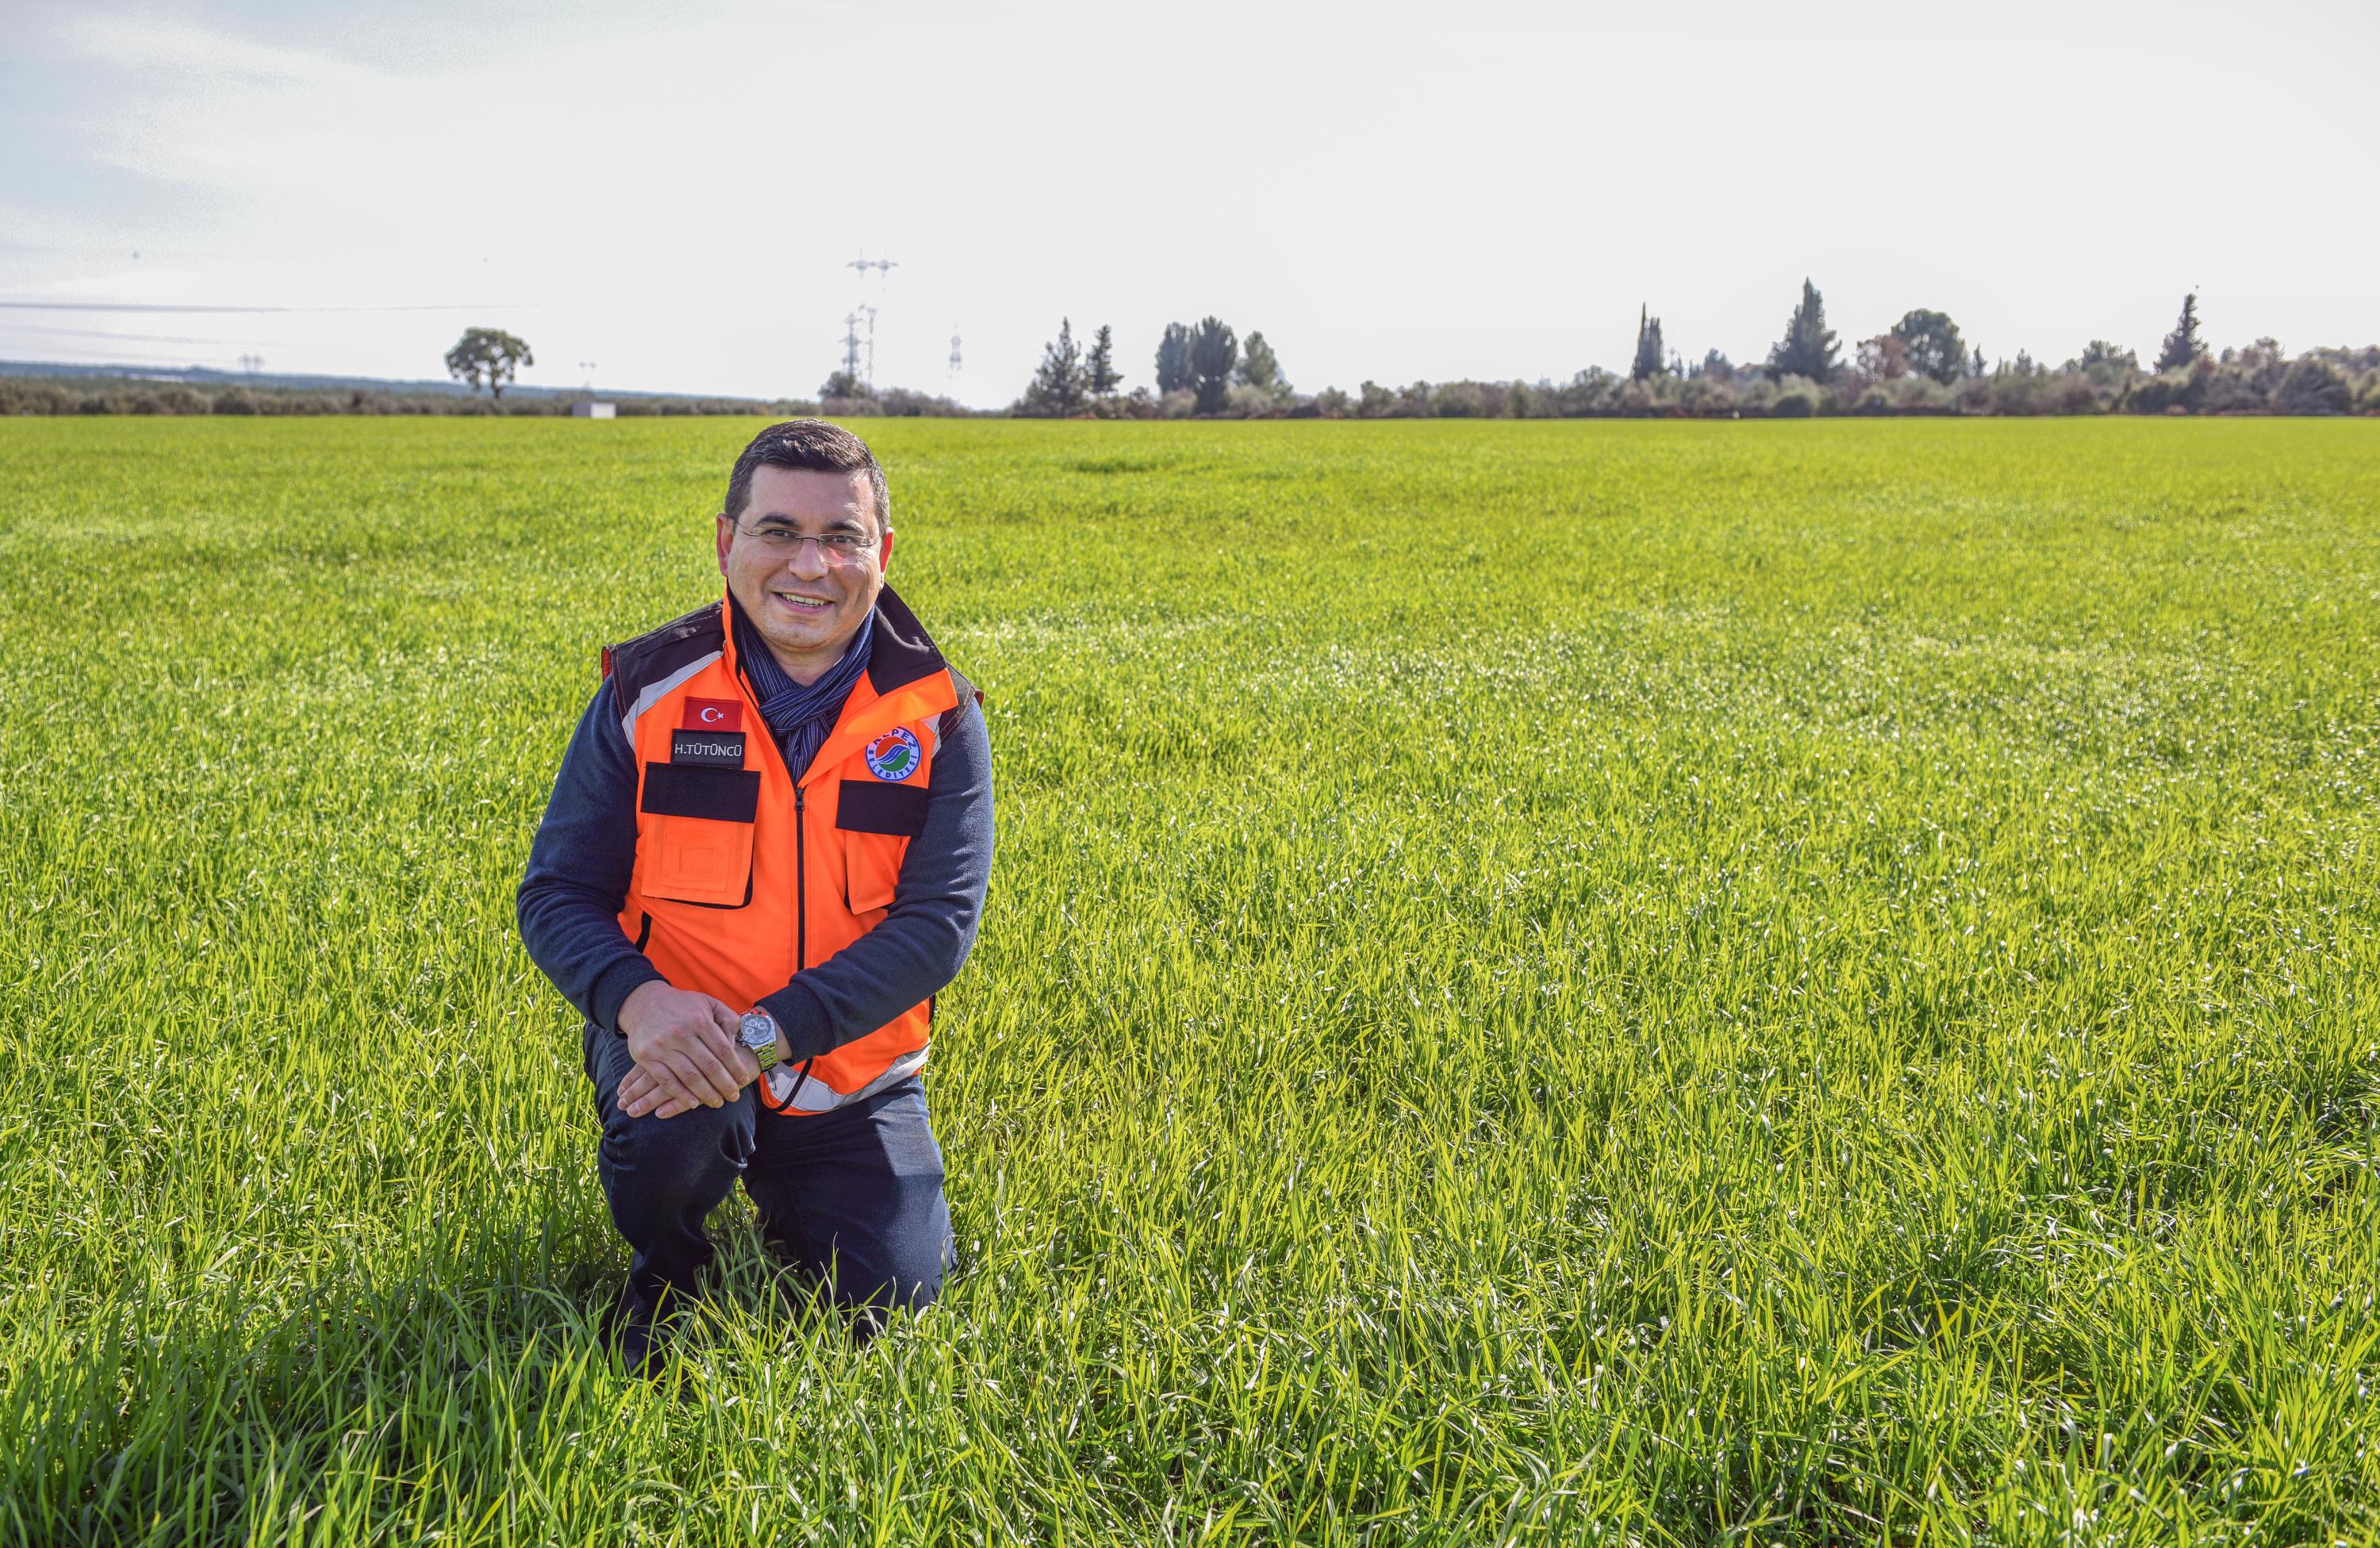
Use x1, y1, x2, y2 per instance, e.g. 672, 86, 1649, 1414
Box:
612, 981, 787, 1121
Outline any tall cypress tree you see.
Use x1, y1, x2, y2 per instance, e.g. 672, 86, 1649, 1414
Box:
1188, 317, 1238, 414
2155, 293, 2206, 373
1766, 278, 1841, 383
1630, 305, 1665, 382
1084, 325, 1122, 397
1154, 323, 1194, 394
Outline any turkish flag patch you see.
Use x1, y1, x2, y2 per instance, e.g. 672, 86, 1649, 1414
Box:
683, 697, 744, 731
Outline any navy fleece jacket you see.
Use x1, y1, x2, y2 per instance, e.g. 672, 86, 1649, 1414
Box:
516, 679, 993, 1062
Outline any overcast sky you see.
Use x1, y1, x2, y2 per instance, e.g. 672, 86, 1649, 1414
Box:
3, 0, 2372, 406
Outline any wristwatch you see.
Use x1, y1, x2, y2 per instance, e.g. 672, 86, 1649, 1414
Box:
738, 1008, 781, 1072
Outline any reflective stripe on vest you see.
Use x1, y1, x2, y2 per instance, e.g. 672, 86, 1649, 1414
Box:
612, 592, 960, 1115
760, 1044, 931, 1114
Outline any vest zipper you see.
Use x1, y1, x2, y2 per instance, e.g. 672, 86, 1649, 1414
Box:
786, 786, 817, 1104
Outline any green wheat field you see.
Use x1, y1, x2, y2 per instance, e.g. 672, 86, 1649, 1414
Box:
1, 417, 2374, 1546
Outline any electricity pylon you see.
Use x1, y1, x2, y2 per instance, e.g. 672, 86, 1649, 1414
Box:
840, 312, 865, 385
846, 255, 896, 390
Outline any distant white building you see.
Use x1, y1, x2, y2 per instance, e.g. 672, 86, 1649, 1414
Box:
570, 400, 616, 419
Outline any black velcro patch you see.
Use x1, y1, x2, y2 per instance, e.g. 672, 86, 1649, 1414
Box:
641, 763, 760, 823
670, 729, 746, 767
837, 779, 927, 835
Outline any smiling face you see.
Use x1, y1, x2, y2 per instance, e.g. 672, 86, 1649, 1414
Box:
716, 465, 893, 683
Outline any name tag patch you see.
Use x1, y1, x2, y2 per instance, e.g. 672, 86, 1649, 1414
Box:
671, 728, 747, 767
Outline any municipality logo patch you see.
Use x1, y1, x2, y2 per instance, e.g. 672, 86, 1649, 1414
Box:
864, 727, 922, 782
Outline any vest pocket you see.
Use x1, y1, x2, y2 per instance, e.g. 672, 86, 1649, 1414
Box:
836, 779, 923, 916
642, 815, 755, 905
639, 763, 760, 907
843, 833, 906, 916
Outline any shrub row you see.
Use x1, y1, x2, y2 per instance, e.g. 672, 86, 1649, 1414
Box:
0, 378, 828, 419
1195, 351, 2380, 421
11, 348, 2374, 422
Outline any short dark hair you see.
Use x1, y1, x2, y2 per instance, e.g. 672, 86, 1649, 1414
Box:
723, 420, 890, 533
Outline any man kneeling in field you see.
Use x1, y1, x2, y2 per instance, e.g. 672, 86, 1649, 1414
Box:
517, 420, 992, 1371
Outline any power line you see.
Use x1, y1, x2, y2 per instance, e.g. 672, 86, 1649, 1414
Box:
0, 321, 303, 347
0, 344, 243, 368
0, 300, 536, 314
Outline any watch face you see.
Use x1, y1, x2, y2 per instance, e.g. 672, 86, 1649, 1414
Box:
739, 1012, 773, 1050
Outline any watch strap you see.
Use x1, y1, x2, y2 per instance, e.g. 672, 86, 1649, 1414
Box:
740, 1010, 781, 1071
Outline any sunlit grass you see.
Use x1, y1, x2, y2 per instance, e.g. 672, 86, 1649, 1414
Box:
0, 416, 2373, 1544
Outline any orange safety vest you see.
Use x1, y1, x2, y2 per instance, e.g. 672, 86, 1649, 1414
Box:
601, 584, 972, 1116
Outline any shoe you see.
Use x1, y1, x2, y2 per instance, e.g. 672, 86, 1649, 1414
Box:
602, 1283, 671, 1379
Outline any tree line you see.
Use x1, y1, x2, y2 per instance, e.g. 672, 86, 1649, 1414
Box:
1015, 315, 1293, 418
1011, 285, 2380, 419
11, 286, 2372, 419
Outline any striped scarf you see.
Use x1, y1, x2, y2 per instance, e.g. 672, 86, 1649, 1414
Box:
733, 605, 875, 778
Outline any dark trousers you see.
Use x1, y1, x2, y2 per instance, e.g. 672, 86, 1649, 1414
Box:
584, 1025, 953, 1330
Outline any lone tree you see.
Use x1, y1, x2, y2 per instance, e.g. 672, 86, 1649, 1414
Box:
1891, 309, 1967, 385
1766, 279, 1840, 384
1188, 316, 1238, 414
1084, 324, 1123, 398
1630, 305, 1665, 382
444, 327, 534, 398
1237, 330, 1288, 398
1155, 323, 1194, 395
1022, 317, 1084, 416
2155, 292, 2206, 373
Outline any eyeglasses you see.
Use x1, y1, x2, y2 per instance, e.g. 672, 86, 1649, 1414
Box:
729, 521, 880, 565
